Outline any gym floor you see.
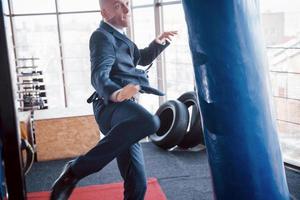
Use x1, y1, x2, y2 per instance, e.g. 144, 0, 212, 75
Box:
26, 142, 300, 200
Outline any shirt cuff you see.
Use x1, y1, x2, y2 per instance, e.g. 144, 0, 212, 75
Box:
155, 38, 166, 45
110, 89, 122, 102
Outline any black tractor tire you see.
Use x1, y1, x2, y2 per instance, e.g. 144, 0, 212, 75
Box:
177, 91, 205, 148
150, 100, 189, 149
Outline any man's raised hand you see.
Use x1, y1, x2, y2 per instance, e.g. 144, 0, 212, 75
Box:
155, 31, 178, 44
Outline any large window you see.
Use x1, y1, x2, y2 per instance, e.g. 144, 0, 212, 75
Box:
130, 0, 300, 167
5, 0, 100, 115
4, 0, 300, 166
261, 0, 300, 167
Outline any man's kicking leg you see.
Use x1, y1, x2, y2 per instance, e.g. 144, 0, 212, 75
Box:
50, 100, 159, 200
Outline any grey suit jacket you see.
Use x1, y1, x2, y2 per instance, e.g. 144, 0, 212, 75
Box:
89, 21, 169, 105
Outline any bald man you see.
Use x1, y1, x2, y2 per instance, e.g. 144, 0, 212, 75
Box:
50, 0, 176, 199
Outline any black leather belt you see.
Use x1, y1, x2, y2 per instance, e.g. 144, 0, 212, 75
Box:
87, 92, 99, 103
130, 96, 137, 102
87, 92, 137, 103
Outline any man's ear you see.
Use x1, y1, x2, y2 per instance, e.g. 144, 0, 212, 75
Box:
101, 9, 109, 20
100, 9, 106, 19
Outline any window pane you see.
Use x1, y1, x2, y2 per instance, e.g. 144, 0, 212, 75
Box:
162, 4, 194, 100
11, 0, 56, 14
13, 15, 65, 109
132, 7, 158, 113
60, 13, 101, 60
132, 8, 155, 47
261, 0, 300, 167
3, 0, 9, 15
4, 16, 14, 66
285, 13, 300, 44
4, 16, 18, 98
58, 0, 100, 12
260, 1, 300, 47
260, 0, 300, 13
132, 0, 153, 7
60, 13, 101, 107
267, 48, 300, 167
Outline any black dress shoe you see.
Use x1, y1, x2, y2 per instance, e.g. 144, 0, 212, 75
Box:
50, 161, 79, 200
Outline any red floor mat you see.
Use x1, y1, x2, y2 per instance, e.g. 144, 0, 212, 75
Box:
28, 178, 167, 200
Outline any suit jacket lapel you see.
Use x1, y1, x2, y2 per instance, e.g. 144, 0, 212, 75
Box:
100, 21, 134, 58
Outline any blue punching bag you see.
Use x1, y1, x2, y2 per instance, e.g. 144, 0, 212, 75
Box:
182, 1, 290, 199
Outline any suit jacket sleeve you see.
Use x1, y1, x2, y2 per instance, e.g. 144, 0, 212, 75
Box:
90, 31, 122, 105
138, 40, 170, 66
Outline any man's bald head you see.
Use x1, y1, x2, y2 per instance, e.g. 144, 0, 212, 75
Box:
99, 0, 110, 10
99, 0, 130, 29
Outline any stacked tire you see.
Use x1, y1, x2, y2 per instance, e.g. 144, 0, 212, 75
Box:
149, 91, 205, 149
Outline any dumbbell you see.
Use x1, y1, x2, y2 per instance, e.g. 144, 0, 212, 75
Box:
32, 78, 43, 82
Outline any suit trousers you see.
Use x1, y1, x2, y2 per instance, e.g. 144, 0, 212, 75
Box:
71, 99, 160, 200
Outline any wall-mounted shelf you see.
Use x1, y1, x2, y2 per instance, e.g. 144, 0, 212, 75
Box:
17, 90, 46, 94
16, 58, 39, 61
17, 82, 40, 86
16, 57, 48, 112
16, 66, 38, 69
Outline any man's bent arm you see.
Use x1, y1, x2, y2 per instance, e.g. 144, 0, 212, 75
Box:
90, 31, 122, 104
138, 40, 170, 66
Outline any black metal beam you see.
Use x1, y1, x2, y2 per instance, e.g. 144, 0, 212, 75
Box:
0, 1, 26, 199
